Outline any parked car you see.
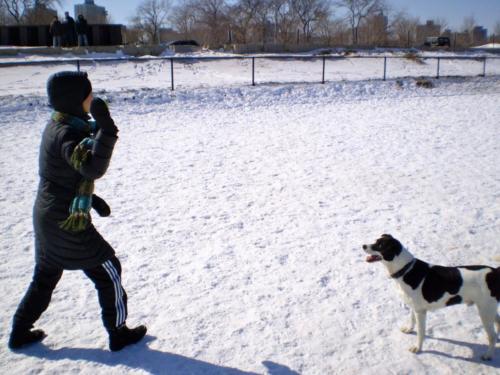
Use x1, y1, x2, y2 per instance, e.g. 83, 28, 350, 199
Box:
166, 40, 201, 53
424, 36, 451, 47
167, 40, 200, 47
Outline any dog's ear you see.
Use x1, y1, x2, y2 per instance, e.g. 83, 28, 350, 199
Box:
381, 234, 393, 238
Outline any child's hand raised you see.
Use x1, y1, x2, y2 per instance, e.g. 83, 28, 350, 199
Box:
91, 98, 118, 134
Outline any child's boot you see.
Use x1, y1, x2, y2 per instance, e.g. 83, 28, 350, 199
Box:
108, 324, 147, 351
8, 325, 46, 349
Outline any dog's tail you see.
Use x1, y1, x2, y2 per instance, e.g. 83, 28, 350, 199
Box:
486, 267, 500, 302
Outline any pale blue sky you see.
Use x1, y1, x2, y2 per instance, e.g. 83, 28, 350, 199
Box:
57, 0, 500, 33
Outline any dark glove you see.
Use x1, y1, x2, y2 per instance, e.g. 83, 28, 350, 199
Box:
90, 98, 118, 135
92, 194, 111, 217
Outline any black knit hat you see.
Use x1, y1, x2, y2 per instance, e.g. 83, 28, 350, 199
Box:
47, 71, 92, 117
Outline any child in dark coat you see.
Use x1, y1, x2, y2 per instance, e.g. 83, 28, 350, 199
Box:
8, 71, 146, 351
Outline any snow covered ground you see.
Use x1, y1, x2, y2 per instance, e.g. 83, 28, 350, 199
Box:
0, 56, 499, 375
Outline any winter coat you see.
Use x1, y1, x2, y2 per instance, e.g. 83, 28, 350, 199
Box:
50, 20, 63, 37
76, 17, 88, 35
64, 16, 77, 38
34, 112, 118, 270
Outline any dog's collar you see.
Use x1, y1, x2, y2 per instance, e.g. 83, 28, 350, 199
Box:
390, 259, 416, 279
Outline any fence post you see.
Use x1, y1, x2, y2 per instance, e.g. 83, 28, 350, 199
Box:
252, 57, 255, 86
482, 57, 487, 77
436, 57, 440, 79
76, 60, 80, 72
383, 56, 387, 81
322, 56, 326, 84
170, 58, 174, 91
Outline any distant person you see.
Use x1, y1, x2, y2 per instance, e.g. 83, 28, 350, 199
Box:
49, 16, 63, 48
8, 71, 147, 352
64, 12, 77, 47
76, 14, 89, 47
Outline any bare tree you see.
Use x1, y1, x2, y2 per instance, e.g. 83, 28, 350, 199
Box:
494, 21, 500, 36
461, 15, 476, 44
2, 0, 30, 23
290, 0, 330, 41
0, 2, 8, 24
433, 17, 448, 33
105, 13, 114, 24
316, 12, 349, 45
461, 15, 475, 33
170, 0, 197, 38
193, 0, 229, 47
392, 11, 418, 48
123, 26, 144, 45
230, 0, 265, 43
1, 0, 60, 24
25, 0, 62, 24
267, 0, 296, 44
131, 0, 171, 44
335, 0, 382, 45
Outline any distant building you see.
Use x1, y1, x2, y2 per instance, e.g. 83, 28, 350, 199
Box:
74, 0, 107, 24
416, 20, 441, 44
472, 26, 488, 44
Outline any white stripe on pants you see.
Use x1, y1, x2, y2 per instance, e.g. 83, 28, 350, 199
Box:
102, 260, 126, 327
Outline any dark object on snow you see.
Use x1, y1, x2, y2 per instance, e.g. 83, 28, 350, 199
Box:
109, 325, 148, 351
167, 39, 200, 46
416, 78, 434, 89
11, 258, 131, 337
424, 36, 451, 48
8, 328, 46, 349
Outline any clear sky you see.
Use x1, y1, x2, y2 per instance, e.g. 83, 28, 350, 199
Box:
58, 0, 500, 33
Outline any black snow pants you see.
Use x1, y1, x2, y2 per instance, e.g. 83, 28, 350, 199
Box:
13, 255, 128, 331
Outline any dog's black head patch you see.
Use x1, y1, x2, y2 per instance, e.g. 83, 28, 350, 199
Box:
363, 234, 403, 262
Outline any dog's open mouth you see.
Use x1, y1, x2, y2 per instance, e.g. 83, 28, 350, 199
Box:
366, 255, 382, 263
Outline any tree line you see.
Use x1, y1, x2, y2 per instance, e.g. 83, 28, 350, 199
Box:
129, 0, 500, 48
2, 0, 500, 48
1, 1, 61, 24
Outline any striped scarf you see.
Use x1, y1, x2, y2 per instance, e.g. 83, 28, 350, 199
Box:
52, 112, 98, 233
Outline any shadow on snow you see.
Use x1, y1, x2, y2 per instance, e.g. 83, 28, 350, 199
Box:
20, 335, 300, 374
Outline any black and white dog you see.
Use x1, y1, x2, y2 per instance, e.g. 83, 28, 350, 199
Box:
362, 234, 500, 360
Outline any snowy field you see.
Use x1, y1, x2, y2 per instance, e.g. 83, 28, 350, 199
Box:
0, 56, 500, 375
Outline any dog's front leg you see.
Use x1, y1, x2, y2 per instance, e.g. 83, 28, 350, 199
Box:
409, 311, 426, 353
401, 309, 416, 334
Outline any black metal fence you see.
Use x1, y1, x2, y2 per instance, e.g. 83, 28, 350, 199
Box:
1, 55, 499, 90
